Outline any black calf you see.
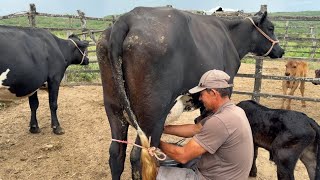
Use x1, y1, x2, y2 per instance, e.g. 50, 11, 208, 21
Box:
237, 100, 320, 180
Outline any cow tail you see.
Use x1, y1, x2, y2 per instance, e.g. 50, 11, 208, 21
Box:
308, 118, 320, 180
108, 17, 158, 180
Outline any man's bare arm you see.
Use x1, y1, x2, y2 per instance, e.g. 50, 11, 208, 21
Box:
159, 139, 206, 164
163, 123, 202, 138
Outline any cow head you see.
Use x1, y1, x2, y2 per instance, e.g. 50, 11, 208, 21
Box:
250, 11, 284, 58
284, 61, 299, 77
68, 34, 89, 65
313, 69, 320, 85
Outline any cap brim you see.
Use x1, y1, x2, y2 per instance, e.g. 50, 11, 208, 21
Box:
189, 86, 206, 94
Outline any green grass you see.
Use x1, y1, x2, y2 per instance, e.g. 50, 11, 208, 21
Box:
0, 16, 112, 30
269, 11, 320, 16
241, 58, 256, 64
65, 56, 100, 82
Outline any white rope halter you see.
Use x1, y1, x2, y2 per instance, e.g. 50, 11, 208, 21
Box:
68, 39, 87, 65
246, 17, 279, 57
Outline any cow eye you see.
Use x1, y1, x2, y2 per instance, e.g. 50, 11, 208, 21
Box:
268, 27, 274, 31
293, 66, 297, 68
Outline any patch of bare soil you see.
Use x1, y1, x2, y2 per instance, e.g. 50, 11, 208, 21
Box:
1, 61, 319, 180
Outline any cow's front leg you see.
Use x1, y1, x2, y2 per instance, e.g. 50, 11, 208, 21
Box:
281, 81, 288, 109
29, 92, 41, 133
48, 79, 64, 135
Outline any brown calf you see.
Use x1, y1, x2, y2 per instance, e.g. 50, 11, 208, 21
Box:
281, 60, 308, 109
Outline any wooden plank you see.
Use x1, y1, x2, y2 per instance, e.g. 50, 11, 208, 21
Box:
244, 55, 320, 62
236, 73, 320, 83
310, 26, 317, 58
233, 91, 320, 102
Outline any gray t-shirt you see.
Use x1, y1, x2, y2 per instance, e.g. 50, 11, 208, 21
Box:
193, 102, 253, 180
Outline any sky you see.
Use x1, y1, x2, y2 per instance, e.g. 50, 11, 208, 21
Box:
0, 0, 318, 18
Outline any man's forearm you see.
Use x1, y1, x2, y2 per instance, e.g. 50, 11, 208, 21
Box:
164, 124, 201, 138
159, 141, 189, 164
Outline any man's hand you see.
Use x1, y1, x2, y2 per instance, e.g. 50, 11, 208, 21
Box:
159, 139, 206, 164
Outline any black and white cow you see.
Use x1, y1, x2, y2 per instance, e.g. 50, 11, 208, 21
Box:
237, 100, 320, 180
97, 7, 284, 179
0, 25, 89, 135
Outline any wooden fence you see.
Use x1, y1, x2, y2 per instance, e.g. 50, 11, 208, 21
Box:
1, 4, 320, 103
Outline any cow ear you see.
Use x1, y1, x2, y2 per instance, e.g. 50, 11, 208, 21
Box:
68, 34, 78, 40
253, 11, 267, 26
78, 40, 89, 48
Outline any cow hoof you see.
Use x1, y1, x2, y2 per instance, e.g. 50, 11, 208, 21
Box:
53, 127, 65, 135
29, 127, 41, 134
249, 171, 257, 177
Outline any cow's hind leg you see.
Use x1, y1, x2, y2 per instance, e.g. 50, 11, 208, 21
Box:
272, 133, 311, 180
130, 140, 142, 180
29, 92, 41, 133
249, 145, 259, 177
299, 142, 317, 180
107, 105, 129, 180
47, 79, 64, 135
281, 81, 288, 109
130, 112, 167, 180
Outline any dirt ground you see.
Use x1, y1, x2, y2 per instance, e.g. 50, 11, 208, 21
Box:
1, 61, 319, 180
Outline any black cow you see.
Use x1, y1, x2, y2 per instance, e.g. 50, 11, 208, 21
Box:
237, 100, 320, 180
313, 69, 320, 85
96, 7, 284, 179
0, 25, 89, 135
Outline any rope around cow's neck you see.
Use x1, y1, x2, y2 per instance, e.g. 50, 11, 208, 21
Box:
68, 38, 86, 65
111, 138, 167, 161
246, 17, 279, 57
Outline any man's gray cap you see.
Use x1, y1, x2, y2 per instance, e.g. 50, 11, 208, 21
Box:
189, 69, 233, 94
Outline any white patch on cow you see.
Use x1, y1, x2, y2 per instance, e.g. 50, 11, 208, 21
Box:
0, 69, 38, 101
165, 95, 197, 125
0, 69, 10, 87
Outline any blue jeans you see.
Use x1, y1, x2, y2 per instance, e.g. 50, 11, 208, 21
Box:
156, 166, 199, 180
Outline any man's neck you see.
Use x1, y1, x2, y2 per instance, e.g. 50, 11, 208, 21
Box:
213, 97, 231, 113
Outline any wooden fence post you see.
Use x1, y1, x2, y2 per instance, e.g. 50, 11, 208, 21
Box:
260, 4, 267, 12
310, 26, 317, 58
252, 57, 264, 102
77, 10, 87, 39
112, 15, 116, 24
28, 3, 37, 27
67, 17, 72, 38
283, 21, 289, 51
251, 4, 267, 102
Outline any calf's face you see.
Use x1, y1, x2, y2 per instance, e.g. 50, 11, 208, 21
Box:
285, 61, 298, 76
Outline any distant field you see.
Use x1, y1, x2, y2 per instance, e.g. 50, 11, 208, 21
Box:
269, 11, 320, 16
